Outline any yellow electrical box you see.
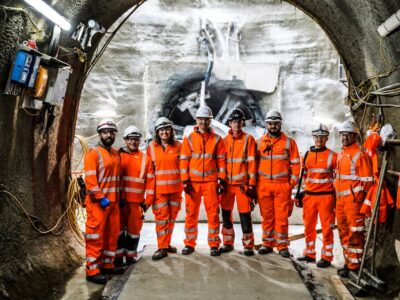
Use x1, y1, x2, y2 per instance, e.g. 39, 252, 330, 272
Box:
34, 66, 48, 98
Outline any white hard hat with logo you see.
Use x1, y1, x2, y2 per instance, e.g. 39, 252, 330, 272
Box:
97, 119, 118, 132
338, 120, 358, 134
195, 106, 213, 118
123, 125, 142, 138
154, 117, 174, 132
265, 110, 282, 122
312, 124, 330, 136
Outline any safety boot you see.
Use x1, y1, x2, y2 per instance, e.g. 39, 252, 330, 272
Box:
337, 265, 350, 278
126, 257, 137, 265
86, 274, 107, 285
167, 245, 178, 253
220, 244, 234, 253
101, 267, 126, 275
210, 247, 221, 256
182, 246, 195, 255
152, 249, 168, 261
297, 255, 316, 263
258, 246, 273, 255
279, 248, 291, 258
243, 248, 255, 256
316, 258, 331, 268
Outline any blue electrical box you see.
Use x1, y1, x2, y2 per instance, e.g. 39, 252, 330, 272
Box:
11, 51, 32, 85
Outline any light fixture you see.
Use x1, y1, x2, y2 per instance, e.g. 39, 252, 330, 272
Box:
24, 0, 71, 31
377, 9, 400, 37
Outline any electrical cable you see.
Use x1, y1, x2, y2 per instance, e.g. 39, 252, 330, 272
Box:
0, 5, 45, 36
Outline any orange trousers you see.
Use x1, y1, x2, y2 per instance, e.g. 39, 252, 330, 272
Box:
184, 181, 220, 248
85, 201, 120, 276
336, 201, 365, 270
116, 202, 143, 261
152, 193, 181, 249
302, 194, 335, 261
258, 182, 291, 251
220, 185, 254, 248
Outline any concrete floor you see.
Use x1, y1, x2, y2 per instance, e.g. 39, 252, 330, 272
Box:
61, 222, 348, 300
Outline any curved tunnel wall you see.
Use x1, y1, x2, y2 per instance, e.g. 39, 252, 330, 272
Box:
0, 0, 400, 297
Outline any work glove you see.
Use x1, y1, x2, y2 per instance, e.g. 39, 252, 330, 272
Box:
183, 180, 193, 195
140, 202, 148, 213
99, 197, 111, 208
119, 198, 126, 208
246, 185, 258, 211
294, 191, 305, 208
217, 178, 226, 195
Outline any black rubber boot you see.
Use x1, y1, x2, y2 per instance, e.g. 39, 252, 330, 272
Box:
152, 249, 168, 261
243, 248, 255, 256
297, 255, 316, 263
210, 247, 221, 256
279, 248, 291, 258
220, 244, 234, 253
317, 258, 331, 268
182, 246, 195, 255
258, 246, 273, 255
167, 245, 177, 253
86, 274, 107, 285
337, 265, 350, 278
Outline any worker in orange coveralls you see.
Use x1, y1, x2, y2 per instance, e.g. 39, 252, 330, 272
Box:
256, 110, 300, 258
335, 120, 374, 278
220, 108, 257, 256
296, 124, 337, 268
84, 119, 121, 284
114, 125, 154, 268
180, 105, 227, 257
146, 117, 182, 261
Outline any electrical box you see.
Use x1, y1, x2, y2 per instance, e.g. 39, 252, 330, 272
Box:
27, 55, 41, 88
43, 67, 70, 106
10, 50, 32, 85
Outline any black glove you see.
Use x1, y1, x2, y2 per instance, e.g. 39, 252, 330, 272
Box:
217, 178, 226, 195
183, 180, 193, 194
140, 202, 148, 213
295, 191, 305, 208
245, 185, 257, 199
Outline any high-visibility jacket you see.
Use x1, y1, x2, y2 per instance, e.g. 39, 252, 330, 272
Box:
224, 130, 257, 186
363, 132, 381, 180
84, 143, 121, 202
361, 182, 394, 223
257, 132, 300, 185
120, 148, 154, 203
335, 143, 374, 203
303, 147, 337, 193
180, 127, 226, 182
147, 140, 182, 195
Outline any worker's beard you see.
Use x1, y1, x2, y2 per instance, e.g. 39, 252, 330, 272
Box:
268, 129, 281, 137
101, 136, 115, 148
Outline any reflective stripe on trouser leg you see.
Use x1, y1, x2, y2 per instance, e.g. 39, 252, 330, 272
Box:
203, 181, 221, 248
317, 194, 335, 261
242, 232, 254, 248
116, 229, 127, 259
101, 201, 120, 270
222, 226, 235, 245
125, 203, 142, 257
258, 182, 275, 248
302, 194, 318, 258
273, 183, 291, 251
336, 201, 350, 266
239, 212, 254, 248
167, 192, 181, 246
346, 202, 365, 270
85, 199, 105, 276
154, 194, 170, 249
184, 182, 202, 248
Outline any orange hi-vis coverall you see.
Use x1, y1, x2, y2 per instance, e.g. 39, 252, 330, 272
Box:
116, 148, 154, 263
221, 130, 257, 249
180, 126, 227, 248
84, 143, 121, 276
147, 140, 183, 250
257, 132, 300, 251
335, 142, 373, 270
302, 147, 337, 261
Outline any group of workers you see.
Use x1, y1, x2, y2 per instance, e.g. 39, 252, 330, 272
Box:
83, 105, 373, 285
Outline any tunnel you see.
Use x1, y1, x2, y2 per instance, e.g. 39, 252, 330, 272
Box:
1, 0, 400, 299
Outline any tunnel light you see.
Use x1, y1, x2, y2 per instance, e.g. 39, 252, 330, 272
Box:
24, 0, 71, 31
377, 9, 400, 37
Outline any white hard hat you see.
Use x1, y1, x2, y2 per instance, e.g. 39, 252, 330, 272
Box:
155, 117, 173, 132
123, 125, 142, 138
312, 124, 330, 136
339, 120, 359, 134
97, 119, 118, 132
265, 110, 282, 122
195, 106, 213, 118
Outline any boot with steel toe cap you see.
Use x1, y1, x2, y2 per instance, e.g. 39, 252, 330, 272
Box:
86, 274, 107, 285
182, 246, 195, 255
258, 246, 273, 255
243, 248, 255, 256
337, 265, 350, 278
167, 245, 177, 253
152, 249, 168, 261
210, 247, 221, 256
297, 255, 316, 263
279, 248, 290, 258
220, 244, 234, 253
316, 258, 331, 268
